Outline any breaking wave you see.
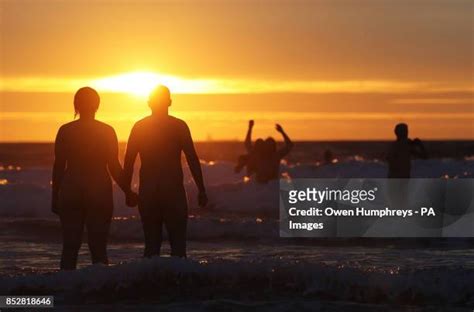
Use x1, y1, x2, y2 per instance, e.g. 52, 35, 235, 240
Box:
0, 257, 472, 307
0, 159, 472, 218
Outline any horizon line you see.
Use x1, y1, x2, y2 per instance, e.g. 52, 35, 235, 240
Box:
1, 139, 473, 144
2, 72, 473, 96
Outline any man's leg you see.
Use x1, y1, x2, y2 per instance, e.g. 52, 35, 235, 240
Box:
164, 195, 188, 258
165, 215, 187, 257
139, 207, 163, 258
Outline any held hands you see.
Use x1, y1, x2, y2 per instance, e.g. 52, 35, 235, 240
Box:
126, 190, 139, 207
198, 191, 208, 207
51, 196, 59, 215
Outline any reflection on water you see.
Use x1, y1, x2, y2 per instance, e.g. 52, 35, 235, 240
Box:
1, 238, 473, 277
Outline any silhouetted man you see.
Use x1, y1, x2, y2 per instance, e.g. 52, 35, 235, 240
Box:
123, 85, 207, 258
387, 123, 427, 178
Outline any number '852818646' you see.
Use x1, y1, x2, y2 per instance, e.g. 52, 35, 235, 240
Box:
1, 296, 53, 308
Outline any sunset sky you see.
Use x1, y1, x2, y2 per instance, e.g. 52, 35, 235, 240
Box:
1, 0, 472, 141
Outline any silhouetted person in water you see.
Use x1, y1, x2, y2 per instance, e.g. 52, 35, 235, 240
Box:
235, 120, 264, 176
52, 87, 132, 270
323, 149, 334, 165
123, 85, 207, 258
387, 123, 428, 178
237, 121, 293, 183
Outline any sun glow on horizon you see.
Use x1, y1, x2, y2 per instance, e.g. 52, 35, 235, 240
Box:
1, 72, 473, 96
90, 72, 212, 96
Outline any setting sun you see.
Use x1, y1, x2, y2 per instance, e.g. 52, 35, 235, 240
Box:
0, 0, 472, 141
90, 72, 202, 97
0, 1, 473, 308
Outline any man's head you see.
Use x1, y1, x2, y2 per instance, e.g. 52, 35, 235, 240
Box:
394, 123, 409, 140
74, 87, 100, 118
148, 85, 171, 113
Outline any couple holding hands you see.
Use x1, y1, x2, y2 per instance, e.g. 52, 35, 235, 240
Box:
52, 85, 207, 270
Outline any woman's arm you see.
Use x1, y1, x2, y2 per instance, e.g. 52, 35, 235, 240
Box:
107, 127, 139, 207
107, 128, 128, 192
52, 127, 67, 214
123, 125, 139, 194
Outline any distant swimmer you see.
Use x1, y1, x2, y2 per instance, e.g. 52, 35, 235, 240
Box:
387, 123, 428, 178
235, 120, 264, 176
323, 149, 334, 165
237, 121, 293, 183
123, 85, 207, 258
52, 87, 133, 270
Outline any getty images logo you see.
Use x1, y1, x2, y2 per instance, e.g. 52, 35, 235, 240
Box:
287, 186, 379, 205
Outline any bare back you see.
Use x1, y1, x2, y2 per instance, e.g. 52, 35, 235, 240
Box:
125, 115, 194, 189
55, 120, 119, 185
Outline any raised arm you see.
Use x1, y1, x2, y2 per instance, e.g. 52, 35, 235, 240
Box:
52, 127, 67, 214
182, 123, 207, 207
122, 125, 139, 205
276, 124, 294, 158
244, 120, 254, 152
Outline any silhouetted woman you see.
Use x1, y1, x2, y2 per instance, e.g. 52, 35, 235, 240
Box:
52, 87, 131, 270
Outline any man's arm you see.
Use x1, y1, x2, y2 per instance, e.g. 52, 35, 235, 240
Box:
244, 120, 254, 152
276, 124, 294, 158
182, 122, 207, 206
122, 125, 139, 205
52, 127, 67, 214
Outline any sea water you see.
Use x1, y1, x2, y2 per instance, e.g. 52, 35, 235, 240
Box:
0, 142, 473, 309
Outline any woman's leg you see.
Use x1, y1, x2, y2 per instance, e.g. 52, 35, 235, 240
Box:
86, 199, 113, 265
86, 221, 111, 264
60, 207, 85, 270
